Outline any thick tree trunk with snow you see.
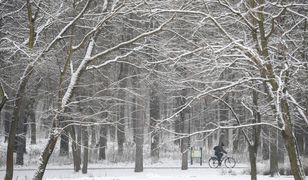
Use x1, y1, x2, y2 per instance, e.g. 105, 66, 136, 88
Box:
33, 130, 60, 180
280, 99, 306, 180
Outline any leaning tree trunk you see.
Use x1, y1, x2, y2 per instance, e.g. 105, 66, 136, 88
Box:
33, 129, 60, 180
5, 63, 35, 180
5, 0, 38, 177
280, 99, 306, 180
32, 2, 94, 178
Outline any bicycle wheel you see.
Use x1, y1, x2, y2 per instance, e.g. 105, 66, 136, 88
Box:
224, 157, 236, 168
208, 157, 219, 168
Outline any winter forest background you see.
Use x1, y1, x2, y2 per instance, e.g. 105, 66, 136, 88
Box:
0, 0, 308, 180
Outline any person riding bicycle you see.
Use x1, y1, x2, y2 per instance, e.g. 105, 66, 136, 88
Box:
213, 142, 227, 166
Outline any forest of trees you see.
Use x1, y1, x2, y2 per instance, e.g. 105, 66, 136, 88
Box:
0, 0, 308, 180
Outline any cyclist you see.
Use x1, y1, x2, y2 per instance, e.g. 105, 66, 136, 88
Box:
213, 142, 227, 166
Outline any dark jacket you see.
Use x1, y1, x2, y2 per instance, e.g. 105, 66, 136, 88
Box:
214, 145, 227, 155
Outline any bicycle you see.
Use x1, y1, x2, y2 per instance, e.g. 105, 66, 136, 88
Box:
208, 155, 236, 168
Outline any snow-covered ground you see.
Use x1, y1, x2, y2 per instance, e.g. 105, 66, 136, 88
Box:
0, 167, 295, 180
0, 140, 305, 179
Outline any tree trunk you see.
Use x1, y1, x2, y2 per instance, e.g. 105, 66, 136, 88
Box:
77, 125, 82, 166
296, 132, 304, 156
278, 133, 285, 163
0, 83, 7, 113
29, 107, 36, 144
150, 85, 160, 163
32, 11, 94, 178
68, 125, 81, 172
219, 97, 229, 146
5, 1, 37, 177
134, 96, 144, 172
98, 124, 107, 160
33, 131, 59, 180
4, 111, 11, 142
232, 129, 239, 153
16, 116, 27, 165
82, 126, 89, 174
270, 129, 279, 177
59, 114, 69, 156
305, 131, 308, 158
5, 63, 35, 180
131, 66, 144, 172
181, 133, 189, 170
248, 89, 261, 180
90, 125, 96, 162
117, 113, 125, 157
59, 130, 69, 156
248, 146, 257, 180
177, 89, 189, 170
117, 63, 128, 157
281, 99, 306, 180
262, 127, 270, 160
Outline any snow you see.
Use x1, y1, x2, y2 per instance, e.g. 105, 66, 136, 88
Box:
0, 140, 305, 180
0, 167, 295, 180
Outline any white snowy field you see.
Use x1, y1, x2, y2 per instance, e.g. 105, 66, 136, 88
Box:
0, 167, 296, 180
0, 140, 306, 180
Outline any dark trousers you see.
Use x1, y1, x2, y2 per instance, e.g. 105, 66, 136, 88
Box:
215, 153, 223, 164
